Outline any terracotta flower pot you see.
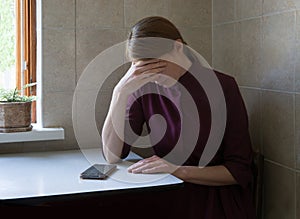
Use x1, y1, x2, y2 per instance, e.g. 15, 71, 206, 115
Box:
0, 101, 32, 133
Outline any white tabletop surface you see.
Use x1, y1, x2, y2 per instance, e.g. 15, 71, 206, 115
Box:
0, 148, 183, 200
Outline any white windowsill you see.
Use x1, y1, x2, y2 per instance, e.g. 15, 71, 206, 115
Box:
0, 124, 64, 144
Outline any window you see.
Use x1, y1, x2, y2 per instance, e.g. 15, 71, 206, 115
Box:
0, 0, 36, 122
0, 0, 65, 144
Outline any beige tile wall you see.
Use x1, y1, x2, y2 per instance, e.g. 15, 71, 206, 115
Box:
264, 161, 296, 219
1, 0, 298, 216
0, 1, 212, 154
213, 0, 300, 218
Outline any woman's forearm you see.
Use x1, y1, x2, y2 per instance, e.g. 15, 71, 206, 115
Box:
173, 165, 237, 186
101, 116, 123, 163
102, 91, 128, 163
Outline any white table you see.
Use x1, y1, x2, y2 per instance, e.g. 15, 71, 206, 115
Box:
0, 148, 183, 207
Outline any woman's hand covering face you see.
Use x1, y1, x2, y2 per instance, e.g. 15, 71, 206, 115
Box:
114, 59, 168, 95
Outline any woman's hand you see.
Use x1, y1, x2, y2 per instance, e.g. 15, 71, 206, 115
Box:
114, 59, 167, 96
127, 155, 178, 174
127, 156, 238, 186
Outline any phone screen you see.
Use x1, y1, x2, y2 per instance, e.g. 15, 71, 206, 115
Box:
80, 164, 117, 180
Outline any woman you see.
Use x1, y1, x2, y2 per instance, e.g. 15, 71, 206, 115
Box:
102, 16, 255, 219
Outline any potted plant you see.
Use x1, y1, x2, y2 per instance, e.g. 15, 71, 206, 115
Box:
0, 83, 36, 133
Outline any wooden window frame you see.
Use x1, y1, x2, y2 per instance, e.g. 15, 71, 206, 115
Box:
15, 0, 37, 123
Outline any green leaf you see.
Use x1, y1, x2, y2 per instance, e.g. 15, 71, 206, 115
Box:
0, 83, 37, 102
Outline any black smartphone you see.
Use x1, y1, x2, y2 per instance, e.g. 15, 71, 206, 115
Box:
80, 164, 117, 180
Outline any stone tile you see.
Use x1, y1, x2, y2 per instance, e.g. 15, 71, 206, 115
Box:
22, 141, 47, 153
235, 18, 262, 87
297, 10, 300, 42
296, 12, 300, 92
76, 0, 124, 28
236, 0, 262, 19
264, 161, 296, 219
0, 143, 24, 154
42, 0, 75, 28
240, 88, 262, 153
39, 140, 67, 152
0, 140, 75, 154
95, 65, 129, 132
263, 0, 297, 15
297, 172, 300, 219
76, 29, 126, 80
261, 12, 296, 92
168, 0, 211, 28
61, 125, 78, 149
213, 0, 235, 25
296, 94, 300, 168
42, 91, 74, 128
45, 125, 78, 150
124, 0, 169, 28
73, 89, 103, 149
180, 27, 212, 65
262, 91, 295, 168
42, 91, 78, 150
98, 64, 128, 93
95, 89, 113, 135
42, 29, 76, 92
212, 23, 237, 77
296, 42, 300, 92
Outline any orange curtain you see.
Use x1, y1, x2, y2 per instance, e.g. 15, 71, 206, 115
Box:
15, 0, 36, 122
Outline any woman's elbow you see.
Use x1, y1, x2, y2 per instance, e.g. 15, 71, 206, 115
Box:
106, 156, 121, 164
103, 148, 122, 164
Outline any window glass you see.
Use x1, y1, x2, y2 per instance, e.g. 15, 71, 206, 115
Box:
0, 0, 16, 90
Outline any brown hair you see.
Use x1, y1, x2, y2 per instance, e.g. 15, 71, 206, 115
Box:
126, 16, 187, 60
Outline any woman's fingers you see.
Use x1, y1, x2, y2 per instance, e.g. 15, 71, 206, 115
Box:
117, 73, 161, 95
134, 59, 162, 67
133, 60, 167, 76
143, 67, 166, 75
116, 59, 167, 93
114, 59, 167, 96
141, 164, 169, 174
127, 155, 178, 174
129, 160, 163, 174
127, 155, 160, 172
128, 156, 172, 174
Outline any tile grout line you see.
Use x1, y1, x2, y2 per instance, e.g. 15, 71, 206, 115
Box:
259, 3, 264, 158
74, 0, 77, 85
213, 8, 297, 27
264, 158, 296, 172
211, 0, 214, 68
293, 11, 297, 219
239, 86, 300, 95
123, 0, 125, 29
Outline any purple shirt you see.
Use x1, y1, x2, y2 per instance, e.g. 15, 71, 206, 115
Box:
122, 62, 255, 219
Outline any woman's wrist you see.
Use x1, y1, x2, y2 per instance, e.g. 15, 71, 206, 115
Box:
173, 166, 189, 181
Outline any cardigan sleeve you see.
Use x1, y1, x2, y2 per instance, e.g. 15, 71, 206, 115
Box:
221, 77, 254, 188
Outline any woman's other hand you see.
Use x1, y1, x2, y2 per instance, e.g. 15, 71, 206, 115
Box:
127, 155, 178, 174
